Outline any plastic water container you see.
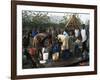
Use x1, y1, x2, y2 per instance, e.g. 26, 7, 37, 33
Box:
43, 53, 49, 61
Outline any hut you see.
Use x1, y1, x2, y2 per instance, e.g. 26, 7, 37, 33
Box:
65, 14, 82, 31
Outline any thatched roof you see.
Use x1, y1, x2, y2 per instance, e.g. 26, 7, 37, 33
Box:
65, 15, 81, 30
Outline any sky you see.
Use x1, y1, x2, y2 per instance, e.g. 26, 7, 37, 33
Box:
23, 10, 90, 24
47, 12, 90, 24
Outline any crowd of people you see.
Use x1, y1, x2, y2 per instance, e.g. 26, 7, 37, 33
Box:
22, 24, 89, 68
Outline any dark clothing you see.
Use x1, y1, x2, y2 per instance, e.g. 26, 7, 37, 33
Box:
82, 40, 87, 52
61, 50, 71, 60
74, 44, 82, 57
69, 36, 75, 55
52, 43, 61, 53
23, 36, 29, 48
32, 31, 38, 38
74, 39, 82, 57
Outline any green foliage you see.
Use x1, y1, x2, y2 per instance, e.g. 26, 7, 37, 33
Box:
22, 11, 51, 31
22, 11, 86, 32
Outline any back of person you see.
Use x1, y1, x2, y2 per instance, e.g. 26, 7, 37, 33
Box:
57, 34, 69, 50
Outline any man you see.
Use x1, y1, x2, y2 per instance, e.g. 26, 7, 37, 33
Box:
81, 24, 87, 43
81, 24, 88, 59
74, 27, 80, 38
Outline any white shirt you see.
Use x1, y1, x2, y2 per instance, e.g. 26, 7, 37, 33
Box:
75, 29, 79, 37
81, 29, 87, 42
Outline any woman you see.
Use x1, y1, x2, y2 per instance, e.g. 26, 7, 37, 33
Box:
57, 34, 70, 60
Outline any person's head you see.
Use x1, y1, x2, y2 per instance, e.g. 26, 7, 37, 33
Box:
82, 24, 85, 29
69, 30, 74, 36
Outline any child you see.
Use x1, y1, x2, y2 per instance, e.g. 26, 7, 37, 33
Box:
74, 36, 82, 58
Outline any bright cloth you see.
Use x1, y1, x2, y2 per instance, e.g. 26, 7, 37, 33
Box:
74, 29, 79, 37
81, 29, 87, 42
32, 31, 38, 37
57, 34, 69, 50
63, 31, 69, 37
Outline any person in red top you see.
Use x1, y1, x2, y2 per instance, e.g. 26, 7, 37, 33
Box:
28, 48, 37, 57
28, 47, 40, 67
22, 48, 37, 68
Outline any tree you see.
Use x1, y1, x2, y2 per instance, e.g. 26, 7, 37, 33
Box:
58, 13, 69, 29
22, 11, 51, 32
31, 12, 50, 28
59, 13, 68, 25
22, 11, 33, 30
